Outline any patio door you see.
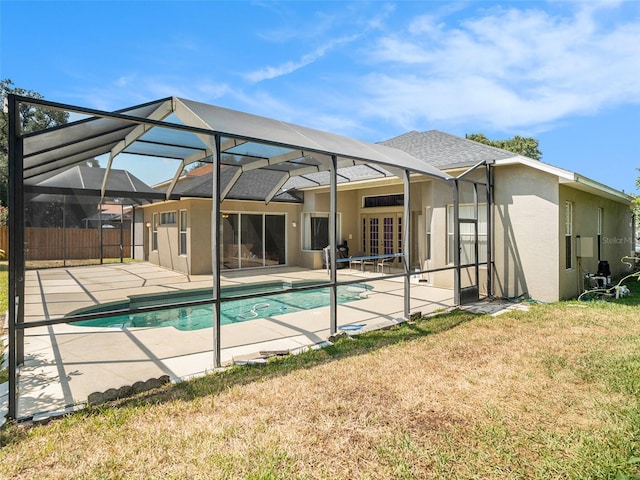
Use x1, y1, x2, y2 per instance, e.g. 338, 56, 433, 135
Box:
221, 212, 286, 269
361, 213, 403, 263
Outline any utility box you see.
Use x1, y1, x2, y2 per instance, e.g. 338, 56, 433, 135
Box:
577, 236, 594, 258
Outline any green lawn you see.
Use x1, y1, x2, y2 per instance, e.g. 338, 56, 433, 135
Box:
1, 270, 640, 479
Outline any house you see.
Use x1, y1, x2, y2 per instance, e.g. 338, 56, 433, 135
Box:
6, 94, 635, 421
140, 127, 634, 303
382, 131, 635, 302
13, 95, 634, 306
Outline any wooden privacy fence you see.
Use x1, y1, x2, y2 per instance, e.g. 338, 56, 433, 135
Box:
0, 226, 131, 260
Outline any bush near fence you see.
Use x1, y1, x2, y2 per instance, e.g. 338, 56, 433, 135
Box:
0, 226, 131, 260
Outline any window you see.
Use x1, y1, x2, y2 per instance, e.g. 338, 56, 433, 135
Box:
160, 211, 176, 225
597, 207, 603, 260
311, 217, 329, 250
363, 194, 404, 208
447, 204, 487, 264
179, 210, 187, 256
152, 213, 158, 251
565, 202, 573, 270
302, 213, 341, 250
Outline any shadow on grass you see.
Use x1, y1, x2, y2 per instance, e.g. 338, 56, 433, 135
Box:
101, 310, 477, 412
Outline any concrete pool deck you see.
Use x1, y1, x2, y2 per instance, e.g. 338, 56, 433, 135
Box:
5, 262, 462, 421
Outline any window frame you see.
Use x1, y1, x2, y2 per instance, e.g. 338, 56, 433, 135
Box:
160, 211, 177, 225
302, 212, 341, 251
179, 210, 187, 256
425, 206, 432, 261
152, 213, 158, 251
565, 201, 573, 270
362, 193, 405, 208
597, 207, 603, 261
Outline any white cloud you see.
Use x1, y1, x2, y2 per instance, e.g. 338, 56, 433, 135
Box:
244, 35, 359, 83
359, 2, 640, 132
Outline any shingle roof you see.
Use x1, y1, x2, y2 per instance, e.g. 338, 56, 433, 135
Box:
25, 166, 166, 204
380, 130, 517, 169
170, 167, 303, 203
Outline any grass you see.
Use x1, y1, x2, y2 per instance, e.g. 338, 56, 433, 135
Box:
1, 271, 640, 478
2, 293, 640, 479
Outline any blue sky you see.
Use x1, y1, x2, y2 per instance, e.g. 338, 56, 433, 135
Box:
1, 0, 639, 194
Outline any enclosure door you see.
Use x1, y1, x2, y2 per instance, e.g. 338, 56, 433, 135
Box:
458, 217, 480, 304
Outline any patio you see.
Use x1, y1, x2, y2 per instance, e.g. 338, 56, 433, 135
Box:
9, 262, 456, 420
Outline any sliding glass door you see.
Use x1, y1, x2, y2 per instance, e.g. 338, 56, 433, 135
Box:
221, 212, 286, 269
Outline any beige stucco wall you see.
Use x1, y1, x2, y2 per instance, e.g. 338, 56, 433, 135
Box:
296, 178, 481, 293
144, 200, 189, 273
140, 165, 631, 303
423, 178, 455, 289
300, 185, 407, 269
298, 190, 352, 269
493, 165, 560, 303
188, 199, 213, 275
311, 178, 470, 291
558, 185, 633, 300
143, 198, 303, 275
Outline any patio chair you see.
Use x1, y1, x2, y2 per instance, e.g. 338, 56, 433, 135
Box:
377, 255, 394, 274
350, 252, 374, 272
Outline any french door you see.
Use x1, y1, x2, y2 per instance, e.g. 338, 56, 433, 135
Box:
361, 213, 403, 262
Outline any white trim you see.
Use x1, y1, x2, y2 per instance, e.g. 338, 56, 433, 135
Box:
152, 213, 158, 251
565, 201, 573, 270
179, 210, 188, 256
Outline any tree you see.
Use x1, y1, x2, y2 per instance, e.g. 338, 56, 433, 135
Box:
0, 79, 70, 206
466, 133, 542, 161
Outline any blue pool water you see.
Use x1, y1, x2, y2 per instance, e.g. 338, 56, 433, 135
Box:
72, 282, 372, 331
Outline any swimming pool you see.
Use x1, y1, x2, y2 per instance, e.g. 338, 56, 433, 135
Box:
71, 282, 373, 331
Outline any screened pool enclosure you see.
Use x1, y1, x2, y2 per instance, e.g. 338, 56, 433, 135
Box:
5, 95, 492, 421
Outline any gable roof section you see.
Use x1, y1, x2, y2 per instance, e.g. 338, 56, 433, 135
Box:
380, 130, 517, 169
382, 130, 631, 204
